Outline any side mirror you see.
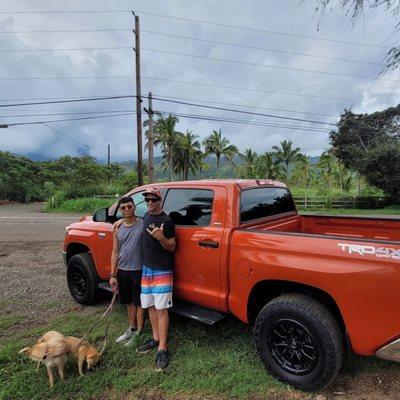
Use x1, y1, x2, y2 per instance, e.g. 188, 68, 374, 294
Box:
93, 207, 109, 222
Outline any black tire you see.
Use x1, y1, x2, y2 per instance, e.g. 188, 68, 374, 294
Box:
254, 294, 343, 392
67, 253, 101, 305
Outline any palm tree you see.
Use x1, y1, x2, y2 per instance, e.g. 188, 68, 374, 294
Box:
203, 129, 238, 177
238, 148, 258, 178
291, 154, 313, 187
256, 152, 284, 180
272, 140, 301, 183
152, 114, 181, 181
173, 131, 203, 180
317, 149, 337, 192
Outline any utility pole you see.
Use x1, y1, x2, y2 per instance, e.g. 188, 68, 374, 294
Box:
133, 12, 143, 186
107, 144, 111, 166
147, 92, 155, 183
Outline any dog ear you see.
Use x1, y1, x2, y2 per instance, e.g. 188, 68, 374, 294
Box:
18, 347, 30, 354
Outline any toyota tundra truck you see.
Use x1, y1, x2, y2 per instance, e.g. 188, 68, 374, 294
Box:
63, 179, 400, 391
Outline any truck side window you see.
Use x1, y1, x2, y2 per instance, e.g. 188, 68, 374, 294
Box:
163, 189, 214, 226
240, 187, 296, 223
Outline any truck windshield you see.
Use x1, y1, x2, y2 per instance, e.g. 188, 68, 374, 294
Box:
240, 187, 296, 223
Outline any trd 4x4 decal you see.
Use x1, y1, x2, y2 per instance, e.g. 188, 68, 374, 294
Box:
338, 243, 400, 260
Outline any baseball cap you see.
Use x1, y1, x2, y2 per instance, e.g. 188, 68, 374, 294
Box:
142, 187, 162, 199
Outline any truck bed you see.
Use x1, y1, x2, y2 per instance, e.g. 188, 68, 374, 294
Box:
249, 213, 400, 242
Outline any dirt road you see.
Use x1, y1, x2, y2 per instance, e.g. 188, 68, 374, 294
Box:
1, 203, 399, 400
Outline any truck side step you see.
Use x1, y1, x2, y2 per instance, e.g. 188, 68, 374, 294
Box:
98, 282, 225, 325
170, 301, 225, 325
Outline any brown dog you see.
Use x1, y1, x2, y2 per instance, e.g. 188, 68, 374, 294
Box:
65, 336, 102, 376
19, 331, 68, 388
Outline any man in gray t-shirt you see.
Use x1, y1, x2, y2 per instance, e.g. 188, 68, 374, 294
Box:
109, 196, 144, 346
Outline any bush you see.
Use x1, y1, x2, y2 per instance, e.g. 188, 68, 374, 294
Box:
44, 197, 113, 213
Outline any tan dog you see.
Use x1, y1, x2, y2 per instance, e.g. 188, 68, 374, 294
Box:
65, 336, 102, 376
19, 331, 68, 388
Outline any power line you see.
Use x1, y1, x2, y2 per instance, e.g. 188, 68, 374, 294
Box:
0, 109, 138, 118
4, 112, 135, 126
141, 30, 382, 66
0, 95, 135, 108
0, 9, 389, 49
42, 123, 107, 156
0, 30, 382, 66
135, 10, 390, 49
151, 96, 337, 126
141, 47, 389, 82
0, 10, 131, 14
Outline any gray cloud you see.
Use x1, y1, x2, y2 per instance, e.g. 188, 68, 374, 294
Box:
0, 0, 399, 161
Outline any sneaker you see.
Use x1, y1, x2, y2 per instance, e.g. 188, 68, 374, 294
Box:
124, 330, 141, 347
156, 350, 171, 371
115, 328, 136, 343
136, 338, 159, 354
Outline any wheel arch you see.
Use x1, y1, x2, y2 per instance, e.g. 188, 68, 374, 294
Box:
65, 242, 93, 264
247, 280, 346, 337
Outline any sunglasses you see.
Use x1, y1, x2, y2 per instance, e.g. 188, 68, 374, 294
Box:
120, 204, 134, 211
144, 197, 160, 203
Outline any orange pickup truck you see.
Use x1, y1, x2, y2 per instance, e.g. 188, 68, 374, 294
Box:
63, 179, 400, 391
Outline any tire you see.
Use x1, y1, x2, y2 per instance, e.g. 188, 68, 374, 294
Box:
254, 294, 343, 392
67, 253, 101, 305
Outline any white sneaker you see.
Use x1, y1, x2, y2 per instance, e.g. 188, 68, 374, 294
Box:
124, 330, 141, 347
115, 328, 136, 343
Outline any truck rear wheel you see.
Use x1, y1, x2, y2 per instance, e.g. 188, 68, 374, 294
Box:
254, 294, 343, 391
67, 253, 101, 305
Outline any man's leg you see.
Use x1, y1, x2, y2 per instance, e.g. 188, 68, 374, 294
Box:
127, 304, 137, 329
137, 306, 146, 332
148, 306, 160, 341
156, 309, 169, 351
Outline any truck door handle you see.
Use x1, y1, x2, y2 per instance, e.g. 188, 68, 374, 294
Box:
199, 240, 219, 248
98, 232, 106, 238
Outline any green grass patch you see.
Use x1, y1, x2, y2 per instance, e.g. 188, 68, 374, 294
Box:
0, 314, 23, 331
299, 205, 400, 216
44, 198, 113, 213
0, 305, 288, 400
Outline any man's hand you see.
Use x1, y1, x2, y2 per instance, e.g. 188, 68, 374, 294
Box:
113, 219, 123, 232
147, 223, 165, 241
109, 277, 118, 293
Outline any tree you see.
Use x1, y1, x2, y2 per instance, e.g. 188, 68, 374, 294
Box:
173, 131, 203, 180
317, 149, 337, 192
291, 154, 314, 187
330, 106, 400, 198
271, 140, 301, 182
316, 0, 400, 69
256, 152, 285, 180
238, 148, 258, 178
153, 114, 182, 181
203, 129, 238, 177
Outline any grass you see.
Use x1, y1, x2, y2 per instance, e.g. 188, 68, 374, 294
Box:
0, 305, 289, 400
44, 198, 113, 213
299, 205, 400, 216
0, 314, 23, 331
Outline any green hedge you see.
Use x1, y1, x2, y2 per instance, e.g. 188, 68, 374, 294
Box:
44, 197, 113, 213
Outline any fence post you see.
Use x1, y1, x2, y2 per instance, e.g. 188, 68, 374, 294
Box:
51, 196, 55, 208
304, 196, 308, 208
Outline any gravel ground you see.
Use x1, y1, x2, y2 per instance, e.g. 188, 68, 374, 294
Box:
0, 203, 97, 343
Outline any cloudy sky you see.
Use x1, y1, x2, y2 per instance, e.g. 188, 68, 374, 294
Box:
0, 0, 399, 162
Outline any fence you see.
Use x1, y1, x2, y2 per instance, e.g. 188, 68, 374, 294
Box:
92, 194, 120, 199
292, 196, 390, 209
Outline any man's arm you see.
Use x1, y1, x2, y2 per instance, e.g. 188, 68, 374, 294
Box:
109, 231, 119, 290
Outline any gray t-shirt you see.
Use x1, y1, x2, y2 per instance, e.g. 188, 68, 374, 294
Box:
117, 219, 143, 271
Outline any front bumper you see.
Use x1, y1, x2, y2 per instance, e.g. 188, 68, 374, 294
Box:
62, 251, 67, 267
375, 338, 400, 362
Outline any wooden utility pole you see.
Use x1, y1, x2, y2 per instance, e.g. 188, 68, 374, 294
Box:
147, 92, 155, 183
107, 144, 111, 166
133, 12, 143, 186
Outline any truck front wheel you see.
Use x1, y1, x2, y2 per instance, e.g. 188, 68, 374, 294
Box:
254, 294, 343, 391
67, 253, 101, 305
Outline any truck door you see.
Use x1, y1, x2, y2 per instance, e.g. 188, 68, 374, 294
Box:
96, 190, 147, 279
163, 186, 226, 310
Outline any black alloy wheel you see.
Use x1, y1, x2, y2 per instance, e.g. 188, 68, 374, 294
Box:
267, 318, 319, 375
67, 253, 101, 305
254, 294, 344, 391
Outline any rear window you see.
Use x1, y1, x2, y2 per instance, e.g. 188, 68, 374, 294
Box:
240, 187, 296, 223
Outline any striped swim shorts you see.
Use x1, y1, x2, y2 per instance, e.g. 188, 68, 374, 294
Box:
140, 266, 173, 310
